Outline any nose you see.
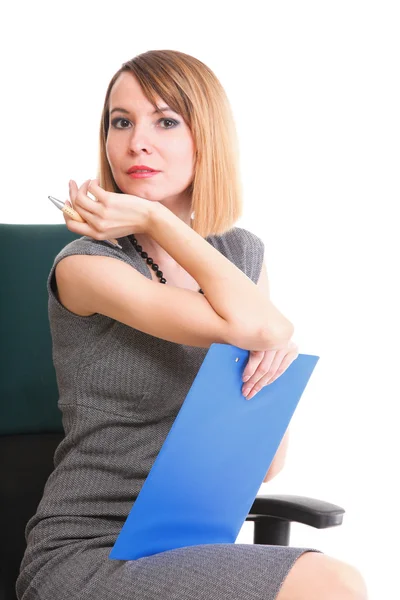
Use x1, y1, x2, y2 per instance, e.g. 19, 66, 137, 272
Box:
127, 123, 153, 154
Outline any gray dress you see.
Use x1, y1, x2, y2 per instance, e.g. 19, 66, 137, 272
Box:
16, 227, 321, 600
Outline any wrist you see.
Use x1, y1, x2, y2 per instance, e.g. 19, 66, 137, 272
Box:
146, 201, 171, 235
146, 201, 163, 234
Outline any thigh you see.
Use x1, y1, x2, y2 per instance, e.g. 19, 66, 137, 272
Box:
89, 544, 322, 600
276, 552, 368, 600
22, 543, 322, 600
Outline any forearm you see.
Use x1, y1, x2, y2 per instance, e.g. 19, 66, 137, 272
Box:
148, 204, 293, 349
263, 429, 290, 483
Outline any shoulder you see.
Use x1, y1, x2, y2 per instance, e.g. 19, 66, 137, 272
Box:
55, 236, 121, 257
232, 226, 265, 253
48, 237, 134, 301
208, 226, 265, 284
209, 226, 264, 251
50, 236, 132, 270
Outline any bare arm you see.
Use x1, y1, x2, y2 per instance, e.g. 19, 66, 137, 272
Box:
59, 197, 295, 351
149, 204, 294, 350
150, 208, 293, 479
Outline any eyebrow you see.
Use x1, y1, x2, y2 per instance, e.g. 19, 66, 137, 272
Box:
109, 106, 175, 116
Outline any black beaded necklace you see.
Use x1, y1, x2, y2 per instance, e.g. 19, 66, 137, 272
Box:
128, 234, 205, 295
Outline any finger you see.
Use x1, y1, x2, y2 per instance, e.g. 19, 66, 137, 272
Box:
261, 349, 288, 382
68, 179, 85, 210
69, 180, 78, 207
63, 184, 99, 236
70, 179, 94, 210
62, 205, 100, 237
242, 350, 276, 384
243, 349, 287, 400
264, 351, 297, 385
242, 350, 276, 399
74, 180, 103, 226
242, 351, 264, 382
87, 178, 104, 201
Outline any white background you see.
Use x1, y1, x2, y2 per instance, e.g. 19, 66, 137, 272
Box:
1, 1, 399, 598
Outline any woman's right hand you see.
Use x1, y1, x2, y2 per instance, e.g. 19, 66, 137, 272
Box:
64, 179, 157, 239
241, 340, 299, 400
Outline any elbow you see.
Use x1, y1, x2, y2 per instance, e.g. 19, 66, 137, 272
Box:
260, 303, 295, 350
261, 321, 295, 351
227, 313, 294, 353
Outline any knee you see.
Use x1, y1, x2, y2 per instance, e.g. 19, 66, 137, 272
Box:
311, 553, 368, 600
333, 559, 368, 600
278, 552, 369, 600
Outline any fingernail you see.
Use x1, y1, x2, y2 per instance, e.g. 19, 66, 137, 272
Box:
243, 387, 251, 398
243, 375, 250, 382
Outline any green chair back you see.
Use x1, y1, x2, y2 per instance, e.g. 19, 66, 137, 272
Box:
0, 224, 80, 434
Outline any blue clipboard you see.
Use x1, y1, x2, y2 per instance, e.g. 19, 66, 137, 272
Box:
110, 343, 319, 560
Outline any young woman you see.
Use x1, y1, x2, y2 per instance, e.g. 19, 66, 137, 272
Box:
17, 49, 367, 600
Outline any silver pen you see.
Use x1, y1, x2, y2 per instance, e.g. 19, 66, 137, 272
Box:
48, 195, 123, 249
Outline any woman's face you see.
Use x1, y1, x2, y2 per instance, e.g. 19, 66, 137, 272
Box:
106, 71, 196, 208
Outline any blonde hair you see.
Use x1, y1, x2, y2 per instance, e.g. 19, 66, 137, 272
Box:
97, 49, 243, 238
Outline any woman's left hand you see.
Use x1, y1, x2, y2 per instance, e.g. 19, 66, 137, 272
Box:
65, 179, 155, 239
242, 340, 299, 400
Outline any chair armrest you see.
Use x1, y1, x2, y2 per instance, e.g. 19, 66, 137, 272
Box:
247, 494, 345, 529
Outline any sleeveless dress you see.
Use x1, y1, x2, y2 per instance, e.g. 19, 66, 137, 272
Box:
16, 227, 321, 600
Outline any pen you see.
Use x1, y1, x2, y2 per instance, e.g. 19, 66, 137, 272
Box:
48, 195, 123, 250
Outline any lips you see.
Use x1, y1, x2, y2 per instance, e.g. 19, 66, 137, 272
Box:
127, 165, 158, 174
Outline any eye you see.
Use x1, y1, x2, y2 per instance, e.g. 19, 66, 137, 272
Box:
159, 118, 179, 129
111, 117, 131, 129
110, 117, 179, 129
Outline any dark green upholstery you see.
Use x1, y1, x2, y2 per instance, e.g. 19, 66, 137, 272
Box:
0, 224, 80, 435
0, 223, 345, 600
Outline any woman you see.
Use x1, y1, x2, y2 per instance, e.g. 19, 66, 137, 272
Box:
16, 49, 368, 600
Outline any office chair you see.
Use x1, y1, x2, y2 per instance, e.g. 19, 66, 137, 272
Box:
0, 223, 345, 600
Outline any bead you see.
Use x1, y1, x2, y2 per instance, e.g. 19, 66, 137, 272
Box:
129, 235, 203, 292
